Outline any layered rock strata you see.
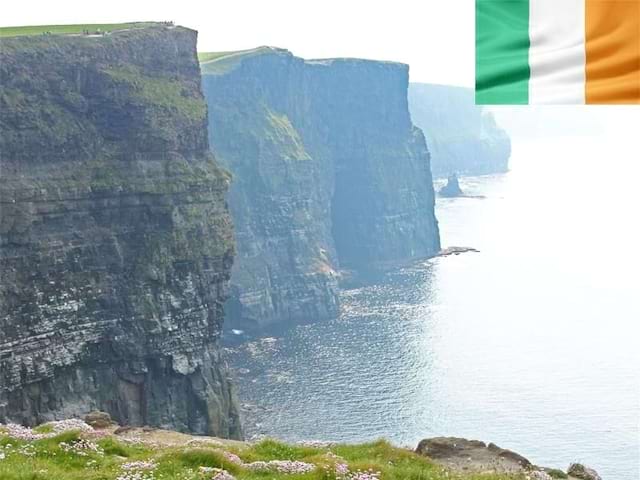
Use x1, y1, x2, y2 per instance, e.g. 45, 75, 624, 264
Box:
0, 24, 242, 438
201, 47, 440, 329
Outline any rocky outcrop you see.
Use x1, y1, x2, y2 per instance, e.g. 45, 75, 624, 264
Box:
568, 463, 602, 480
416, 437, 532, 473
201, 47, 440, 330
439, 173, 463, 197
408, 83, 511, 177
416, 437, 598, 480
0, 24, 242, 438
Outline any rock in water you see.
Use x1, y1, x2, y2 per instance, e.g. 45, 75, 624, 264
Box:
0, 24, 242, 438
439, 173, 464, 197
201, 47, 440, 330
568, 463, 602, 480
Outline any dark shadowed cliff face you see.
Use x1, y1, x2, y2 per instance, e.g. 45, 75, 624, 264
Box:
0, 25, 242, 438
201, 48, 440, 330
408, 83, 511, 177
318, 60, 440, 269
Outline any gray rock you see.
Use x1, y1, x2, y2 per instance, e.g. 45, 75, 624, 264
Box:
416, 437, 487, 458
439, 173, 464, 197
416, 437, 532, 473
568, 463, 602, 480
202, 48, 440, 330
0, 25, 242, 439
84, 411, 113, 429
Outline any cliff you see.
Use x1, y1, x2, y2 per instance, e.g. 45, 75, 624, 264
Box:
201, 48, 440, 330
408, 83, 511, 177
0, 24, 242, 438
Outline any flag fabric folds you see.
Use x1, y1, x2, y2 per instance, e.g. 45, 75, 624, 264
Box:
476, 0, 640, 104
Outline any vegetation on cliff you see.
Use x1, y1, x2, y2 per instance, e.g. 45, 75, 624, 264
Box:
0, 24, 240, 438
201, 47, 440, 330
0, 420, 527, 480
0, 22, 160, 37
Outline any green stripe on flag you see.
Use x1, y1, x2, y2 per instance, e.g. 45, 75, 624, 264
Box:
476, 0, 531, 104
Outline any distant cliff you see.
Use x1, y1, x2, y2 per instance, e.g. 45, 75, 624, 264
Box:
202, 48, 440, 330
408, 83, 510, 177
0, 25, 242, 438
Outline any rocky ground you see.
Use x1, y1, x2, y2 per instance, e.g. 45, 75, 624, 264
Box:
416, 438, 601, 480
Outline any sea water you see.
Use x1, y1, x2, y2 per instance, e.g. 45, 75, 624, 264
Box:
227, 134, 640, 480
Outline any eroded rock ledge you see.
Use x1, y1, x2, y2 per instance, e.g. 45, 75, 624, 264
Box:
416, 437, 601, 480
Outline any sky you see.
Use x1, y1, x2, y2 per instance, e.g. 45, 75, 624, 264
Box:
1, 0, 476, 86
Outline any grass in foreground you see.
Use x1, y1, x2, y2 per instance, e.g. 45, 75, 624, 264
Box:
0, 22, 159, 38
0, 422, 526, 480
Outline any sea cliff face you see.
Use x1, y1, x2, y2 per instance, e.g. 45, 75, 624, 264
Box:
408, 83, 511, 177
0, 25, 242, 438
202, 48, 440, 330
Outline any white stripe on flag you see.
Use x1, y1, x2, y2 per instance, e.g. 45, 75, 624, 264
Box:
529, 0, 586, 104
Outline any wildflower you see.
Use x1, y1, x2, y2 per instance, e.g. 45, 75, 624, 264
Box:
198, 467, 236, 480
117, 460, 158, 480
246, 459, 315, 474
345, 469, 382, 480
121, 460, 158, 471
17, 444, 36, 457
50, 419, 94, 434
59, 439, 104, 456
335, 462, 350, 476
219, 450, 243, 465
0, 419, 93, 441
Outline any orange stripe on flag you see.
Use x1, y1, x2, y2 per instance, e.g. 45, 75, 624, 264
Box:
585, 0, 640, 104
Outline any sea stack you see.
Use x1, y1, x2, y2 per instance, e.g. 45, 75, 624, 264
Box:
439, 173, 464, 197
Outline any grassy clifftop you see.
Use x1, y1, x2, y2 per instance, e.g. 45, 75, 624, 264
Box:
0, 421, 525, 480
0, 22, 162, 37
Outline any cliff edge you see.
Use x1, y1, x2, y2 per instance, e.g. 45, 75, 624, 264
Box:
0, 24, 242, 438
201, 48, 440, 330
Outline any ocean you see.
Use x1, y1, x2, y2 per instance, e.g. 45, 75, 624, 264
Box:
226, 133, 640, 480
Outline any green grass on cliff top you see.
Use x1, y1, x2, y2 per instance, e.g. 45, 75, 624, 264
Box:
0, 427, 527, 480
199, 47, 282, 75
198, 51, 239, 63
0, 22, 160, 37
197, 48, 268, 63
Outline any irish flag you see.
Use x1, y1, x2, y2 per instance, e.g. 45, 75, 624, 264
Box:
476, 0, 640, 104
